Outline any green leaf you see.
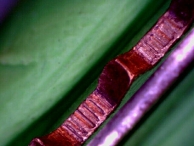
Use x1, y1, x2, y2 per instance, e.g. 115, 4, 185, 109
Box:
1, 0, 193, 146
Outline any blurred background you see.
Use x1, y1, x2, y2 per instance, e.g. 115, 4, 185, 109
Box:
0, 0, 193, 146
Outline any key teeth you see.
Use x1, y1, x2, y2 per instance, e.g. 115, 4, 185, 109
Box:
62, 123, 84, 142
29, 1, 194, 145
61, 91, 116, 144
135, 9, 192, 65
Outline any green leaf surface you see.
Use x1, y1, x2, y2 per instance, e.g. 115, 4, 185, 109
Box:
0, 0, 193, 146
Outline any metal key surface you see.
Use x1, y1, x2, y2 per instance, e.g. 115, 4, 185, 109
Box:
29, 0, 194, 145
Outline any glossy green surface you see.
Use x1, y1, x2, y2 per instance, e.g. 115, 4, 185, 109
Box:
0, 0, 193, 146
